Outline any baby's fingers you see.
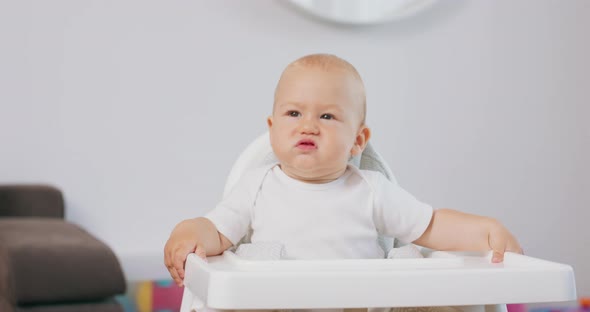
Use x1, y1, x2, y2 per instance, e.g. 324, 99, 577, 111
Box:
488, 221, 523, 263
493, 238, 523, 263
506, 237, 524, 255
172, 251, 188, 281
195, 244, 207, 260
167, 265, 183, 286
489, 232, 507, 263
169, 243, 197, 285
171, 245, 207, 287
164, 249, 183, 286
491, 248, 505, 263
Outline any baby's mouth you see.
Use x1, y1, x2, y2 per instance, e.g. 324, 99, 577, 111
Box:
296, 139, 317, 150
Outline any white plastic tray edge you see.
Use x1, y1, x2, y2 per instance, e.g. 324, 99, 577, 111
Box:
182, 251, 576, 310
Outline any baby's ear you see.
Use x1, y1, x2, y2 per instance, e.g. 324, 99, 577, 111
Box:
267, 116, 273, 128
351, 126, 371, 156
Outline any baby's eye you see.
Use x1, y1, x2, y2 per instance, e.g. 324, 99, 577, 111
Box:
287, 111, 300, 117
320, 113, 334, 120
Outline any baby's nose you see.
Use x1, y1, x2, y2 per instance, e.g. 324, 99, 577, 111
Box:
299, 118, 319, 134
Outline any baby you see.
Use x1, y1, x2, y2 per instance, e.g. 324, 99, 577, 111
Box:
164, 53, 522, 290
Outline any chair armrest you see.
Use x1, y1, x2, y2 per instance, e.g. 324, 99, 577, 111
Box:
0, 185, 64, 218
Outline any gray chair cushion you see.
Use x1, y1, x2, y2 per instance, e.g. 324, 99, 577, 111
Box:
0, 218, 126, 305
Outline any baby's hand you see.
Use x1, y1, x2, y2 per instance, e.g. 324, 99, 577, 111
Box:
164, 236, 207, 287
488, 221, 523, 263
164, 217, 232, 286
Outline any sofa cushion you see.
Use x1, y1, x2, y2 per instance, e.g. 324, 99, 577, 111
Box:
16, 298, 123, 312
0, 185, 64, 218
0, 218, 126, 305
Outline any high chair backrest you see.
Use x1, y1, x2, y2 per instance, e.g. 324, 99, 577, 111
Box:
223, 132, 400, 255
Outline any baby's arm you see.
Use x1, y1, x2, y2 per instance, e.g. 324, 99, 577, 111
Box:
413, 208, 522, 262
164, 217, 233, 286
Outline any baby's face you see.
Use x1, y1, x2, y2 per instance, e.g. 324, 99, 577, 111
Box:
268, 66, 368, 183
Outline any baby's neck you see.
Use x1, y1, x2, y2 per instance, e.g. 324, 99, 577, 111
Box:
278, 164, 348, 184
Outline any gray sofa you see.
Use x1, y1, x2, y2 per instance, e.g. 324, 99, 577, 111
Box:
0, 185, 126, 312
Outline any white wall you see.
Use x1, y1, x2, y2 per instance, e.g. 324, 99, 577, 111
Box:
1, 0, 588, 295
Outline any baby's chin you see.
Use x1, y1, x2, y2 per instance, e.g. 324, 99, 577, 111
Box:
281, 163, 347, 183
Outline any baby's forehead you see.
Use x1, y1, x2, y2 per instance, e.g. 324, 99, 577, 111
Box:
279, 66, 364, 98
279, 66, 363, 100
286, 61, 360, 81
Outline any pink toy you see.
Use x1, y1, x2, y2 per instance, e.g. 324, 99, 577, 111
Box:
136, 280, 184, 312
508, 304, 528, 312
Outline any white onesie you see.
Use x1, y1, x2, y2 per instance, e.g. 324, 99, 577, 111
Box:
205, 164, 433, 260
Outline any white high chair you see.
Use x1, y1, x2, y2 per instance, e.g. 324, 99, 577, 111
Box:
180, 132, 576, 312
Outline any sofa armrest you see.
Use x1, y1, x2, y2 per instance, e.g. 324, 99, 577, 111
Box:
0, 185, 64, 218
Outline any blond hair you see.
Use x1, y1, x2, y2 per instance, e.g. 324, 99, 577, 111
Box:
274, 54, 367, 124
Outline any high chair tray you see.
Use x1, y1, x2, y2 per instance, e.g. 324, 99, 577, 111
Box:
182, 251, 576, 309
